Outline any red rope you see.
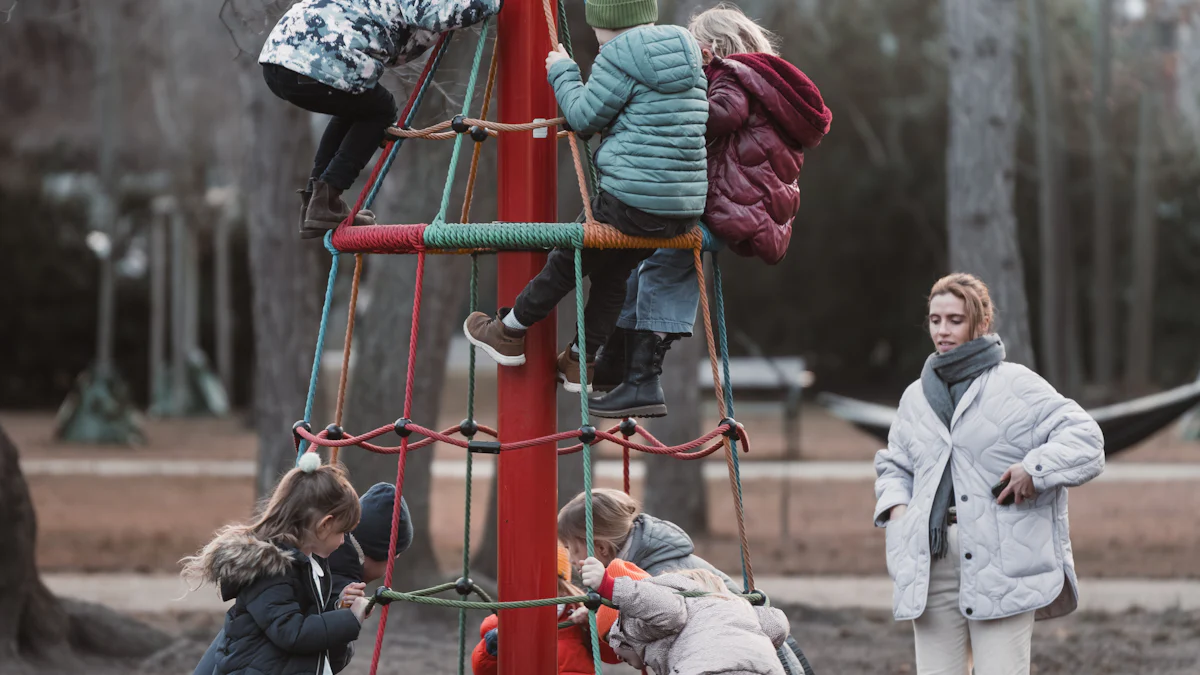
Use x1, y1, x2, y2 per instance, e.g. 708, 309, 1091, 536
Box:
342, 36, 448, 236
293, 419, 748, 459
369, 253, 426, 675
623, 447, 630, 494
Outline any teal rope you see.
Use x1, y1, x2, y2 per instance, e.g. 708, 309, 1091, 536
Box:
555, 1, 598, 197
364, 35, 454, 210
712, 252, 749, 591
434, 21, 491, 225
424, 222, 584, 249
297, 235, 341, 461
573, 248, 603, 675
457, 255, 480, 675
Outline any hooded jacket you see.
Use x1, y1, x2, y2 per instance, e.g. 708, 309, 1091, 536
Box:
548, 25, 709, 218
196, 530, 362, 675
259, 0, 502, 94
702, 54, 831, 264
606, 574, 790, 675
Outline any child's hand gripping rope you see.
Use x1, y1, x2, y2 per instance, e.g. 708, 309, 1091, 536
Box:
545, 43, 571, 73
580, 556, 606, 590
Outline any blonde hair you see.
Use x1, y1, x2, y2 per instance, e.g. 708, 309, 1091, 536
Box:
181, 463, 360, 583
928, 273, 996, 340
674, 568, 735, 599
688, 3, 779, 58
557, 489, 641, 557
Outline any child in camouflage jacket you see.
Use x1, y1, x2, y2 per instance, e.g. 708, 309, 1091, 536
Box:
259, 0, 501, 239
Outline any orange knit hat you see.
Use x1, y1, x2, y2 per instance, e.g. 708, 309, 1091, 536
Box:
557, 544, 571, 581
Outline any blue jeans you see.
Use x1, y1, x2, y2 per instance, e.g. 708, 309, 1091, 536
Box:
616, 248, 700, 336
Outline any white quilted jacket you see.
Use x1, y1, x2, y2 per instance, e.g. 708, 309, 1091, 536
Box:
874, 362, 1104, 622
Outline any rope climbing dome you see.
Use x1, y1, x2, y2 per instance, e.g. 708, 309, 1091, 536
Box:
290, 5, 763, 675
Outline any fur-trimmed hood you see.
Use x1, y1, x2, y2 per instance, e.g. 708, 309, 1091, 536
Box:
191, 529, 304, 602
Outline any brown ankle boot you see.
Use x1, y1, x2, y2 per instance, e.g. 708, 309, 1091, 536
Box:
303, 181, 377, 237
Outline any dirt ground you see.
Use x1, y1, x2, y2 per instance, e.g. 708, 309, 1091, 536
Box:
26, 603, 1200, 675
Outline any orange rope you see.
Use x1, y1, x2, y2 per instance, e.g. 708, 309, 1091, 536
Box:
694, 249, 754, 591
461, 32, 501, 222
331, 253, 364, 465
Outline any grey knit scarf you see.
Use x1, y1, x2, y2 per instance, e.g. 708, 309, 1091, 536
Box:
921, 334, 1005, 559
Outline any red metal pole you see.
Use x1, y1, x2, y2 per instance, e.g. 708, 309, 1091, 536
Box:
496, 0, 558, 672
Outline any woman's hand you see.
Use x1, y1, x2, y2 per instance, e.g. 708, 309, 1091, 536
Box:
580, 556, 605, 590
545, 44, 571, 72
997, 463, 1037, 505
889, 504, 907, 522
339, 582, 366, 608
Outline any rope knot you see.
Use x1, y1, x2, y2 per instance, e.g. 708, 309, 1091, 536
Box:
393, 418, 414, 438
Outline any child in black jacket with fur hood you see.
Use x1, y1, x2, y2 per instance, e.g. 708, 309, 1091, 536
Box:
183, 454, 371, 675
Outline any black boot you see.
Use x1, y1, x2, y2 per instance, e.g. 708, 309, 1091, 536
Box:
589, 331, 677, 418
297, 180, 315, 239
591, 327, 627, 393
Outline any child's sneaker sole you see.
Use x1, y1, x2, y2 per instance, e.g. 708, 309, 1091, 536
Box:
463, 320, 526, 367
557, 371, 593, 394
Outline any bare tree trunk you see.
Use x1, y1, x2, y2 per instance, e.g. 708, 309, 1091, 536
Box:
215, 208, 235, 395
1026, 0, 1062, 385
1090, 0, 1116, 396
644, 330, 707, 534
171, 205, 189, 413
246, 74, 329, 497
944, 0, 1035, 367
150, 210, 168, 406
0, 424, 171, 672
1125, 92, 1158, 394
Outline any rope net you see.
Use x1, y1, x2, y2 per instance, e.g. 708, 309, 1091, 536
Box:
289, 4, 758, 673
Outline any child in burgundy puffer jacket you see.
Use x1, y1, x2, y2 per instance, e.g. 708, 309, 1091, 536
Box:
589, 2, 831, 419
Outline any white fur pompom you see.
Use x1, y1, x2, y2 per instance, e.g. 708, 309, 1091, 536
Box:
298, 451, 321, 473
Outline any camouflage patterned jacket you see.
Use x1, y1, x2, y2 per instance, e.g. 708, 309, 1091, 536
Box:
259, 0, 502, 94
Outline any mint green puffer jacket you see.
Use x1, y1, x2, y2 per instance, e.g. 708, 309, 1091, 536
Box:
548, 25, 708, 218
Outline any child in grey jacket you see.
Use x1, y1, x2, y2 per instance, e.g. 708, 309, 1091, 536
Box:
580, 557, 790, 674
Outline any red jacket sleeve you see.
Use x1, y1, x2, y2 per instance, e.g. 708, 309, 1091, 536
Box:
707, 71, 750, 138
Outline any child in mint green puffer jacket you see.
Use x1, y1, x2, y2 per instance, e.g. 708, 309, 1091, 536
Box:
464, 0, 708, 400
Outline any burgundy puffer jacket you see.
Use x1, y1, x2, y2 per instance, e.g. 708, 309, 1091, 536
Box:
703, 54, 831, 264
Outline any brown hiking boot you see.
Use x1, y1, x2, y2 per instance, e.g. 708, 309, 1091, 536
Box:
303, 180, 377, 238
556, 348, 595, 393
464, 310, 526, 366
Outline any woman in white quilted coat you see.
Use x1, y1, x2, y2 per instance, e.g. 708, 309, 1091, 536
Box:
874, 273, 1105, 675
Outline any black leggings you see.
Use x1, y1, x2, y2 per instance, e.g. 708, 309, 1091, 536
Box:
262, 64, 399, 191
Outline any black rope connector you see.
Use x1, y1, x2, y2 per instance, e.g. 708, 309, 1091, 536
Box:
579, 425, 596, 444
451, 114, 470, 134
325, 424, 344, 441
393, 418, 414, 438
720, 417, 740, 439
468, 440, 502, 455
618, 418, 638, 437
292, 420, 312, 439
561, 119, 573, 132
373, 585, 395, 606
748, 590, 769, 606
469, 126, 489, 143
459, 418, 478, 438
454, 577, 474, 596
584, 591, 603, 611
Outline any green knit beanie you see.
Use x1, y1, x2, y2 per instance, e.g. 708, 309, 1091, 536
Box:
586, 0, 658, 30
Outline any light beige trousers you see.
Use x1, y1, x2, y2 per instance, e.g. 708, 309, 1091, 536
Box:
912, 525, 1035, 675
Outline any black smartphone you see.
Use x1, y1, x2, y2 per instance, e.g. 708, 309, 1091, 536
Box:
991, 477, 1014, 505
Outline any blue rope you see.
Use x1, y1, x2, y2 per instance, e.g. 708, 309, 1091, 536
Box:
712, 252, 749, 591
297, 235, 341, 461
362, 35, 455, 211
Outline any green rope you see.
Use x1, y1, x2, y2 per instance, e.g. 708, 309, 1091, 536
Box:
434, 21, 492, 225
571, 248, 603, 674
375, 587, 763, 611
555, 0, 598, 196
457, 254, 480, 675
424, 222, 584, 250
711, 252, 750, 592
